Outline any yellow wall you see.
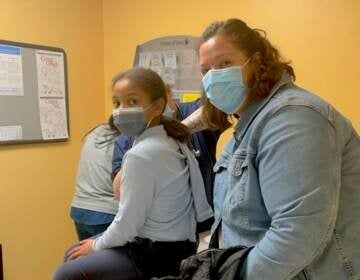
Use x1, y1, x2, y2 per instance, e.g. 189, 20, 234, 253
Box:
103, 0, 360, 156
0, 1, 104, 279
1, 1, 360, 279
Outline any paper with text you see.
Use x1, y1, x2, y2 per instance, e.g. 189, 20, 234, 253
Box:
36, 50, 68, 140
0, 125, 23, 141
0, 45, 24, 96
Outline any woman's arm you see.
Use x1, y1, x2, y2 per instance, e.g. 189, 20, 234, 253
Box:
242, 106, 340, 280
181, 106, 208, 133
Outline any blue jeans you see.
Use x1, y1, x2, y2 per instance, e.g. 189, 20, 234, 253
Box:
74, 222, 111, 241
53, 237, 197, 280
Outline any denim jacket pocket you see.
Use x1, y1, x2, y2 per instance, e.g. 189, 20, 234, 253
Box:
222, 157, 250, 227
213, 155, 231, 221
213, 155, 229, 173
231, 157, 248, 178
229, 157, 249, 205
213, 155, 231, 196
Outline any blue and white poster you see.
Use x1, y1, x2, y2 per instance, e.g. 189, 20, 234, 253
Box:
0, 44, 24, 96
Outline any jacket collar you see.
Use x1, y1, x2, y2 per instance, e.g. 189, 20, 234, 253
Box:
234, 72, 293, 142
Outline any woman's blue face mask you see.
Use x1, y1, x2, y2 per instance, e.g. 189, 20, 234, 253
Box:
202, 57, 251, 114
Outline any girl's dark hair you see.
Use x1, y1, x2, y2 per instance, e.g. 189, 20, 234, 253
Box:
112, 67, 191, 143
107, 114, 119, 132
83, 114, 120, 141
200, 18, 295, 131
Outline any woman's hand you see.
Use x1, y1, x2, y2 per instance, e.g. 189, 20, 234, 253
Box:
67, 239, 95, 261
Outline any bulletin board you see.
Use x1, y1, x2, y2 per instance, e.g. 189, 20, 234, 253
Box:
133, 35, 203, 103
0, 40, 69, 145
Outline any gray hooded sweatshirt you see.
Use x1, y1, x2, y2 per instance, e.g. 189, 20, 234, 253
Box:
71, 125, 119, 215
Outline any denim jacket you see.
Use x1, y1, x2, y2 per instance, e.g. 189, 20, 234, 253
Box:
212, 72, 360, 280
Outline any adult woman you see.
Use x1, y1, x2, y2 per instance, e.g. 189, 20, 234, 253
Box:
54, 67, 212, 280
199, 18, 360, 279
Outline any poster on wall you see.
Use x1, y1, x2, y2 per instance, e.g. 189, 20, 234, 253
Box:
0, 44, 24, 96
134, 36, 203, 103
36, 50, 68, 140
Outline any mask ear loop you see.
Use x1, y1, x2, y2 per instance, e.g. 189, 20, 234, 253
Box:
145, 116, 156, 130
146, 110, 164, 129
143, 99, 164, 129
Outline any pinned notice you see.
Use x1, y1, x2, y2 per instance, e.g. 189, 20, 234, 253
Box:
0, 45, 24, 96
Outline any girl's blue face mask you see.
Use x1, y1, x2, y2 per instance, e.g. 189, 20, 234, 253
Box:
202, 58, 251, 114
112, 103, 155, 137
112, 107, 147, 137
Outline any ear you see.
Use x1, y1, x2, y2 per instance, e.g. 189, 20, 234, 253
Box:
153, 98, 166, 116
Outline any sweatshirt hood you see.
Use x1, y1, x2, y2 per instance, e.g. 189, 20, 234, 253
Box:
93, 125, 118, 148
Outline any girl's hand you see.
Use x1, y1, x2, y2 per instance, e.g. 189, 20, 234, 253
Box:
67, 239, 94, 261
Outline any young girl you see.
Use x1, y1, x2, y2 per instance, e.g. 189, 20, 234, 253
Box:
54, 67, 212, 280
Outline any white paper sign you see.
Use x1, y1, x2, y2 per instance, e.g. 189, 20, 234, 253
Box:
38, 98, 68, 140
0, 125, 23, 141
139, 52, 151, 68
163, 52, 177, 69
36, 50, 68, 140
0, 45, 24, 96
150, 52, 163, 67
36, 51, 65, 98
162, 67, 175, 85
